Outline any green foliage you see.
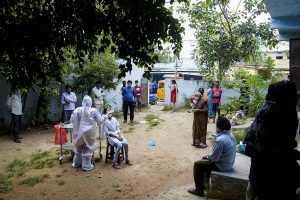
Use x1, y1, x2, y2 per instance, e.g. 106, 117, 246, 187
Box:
181, 0, 278, 80
0, 173, 13, 193
221, 73, 280, 117
63, 49, 120, 94
0, 0, 187, 91
232, 130, 246, 144
19, 174, 49, 187
232, 68, 251, 81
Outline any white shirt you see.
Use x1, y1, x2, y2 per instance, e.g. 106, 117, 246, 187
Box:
92, 86, 105, 105
61, 92, 77, 110
6, 89, 22, 115
104, 117, 126, 145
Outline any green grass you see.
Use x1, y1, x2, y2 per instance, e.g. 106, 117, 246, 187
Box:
0, 173, 13, 193
145, 114, 162, 129
19, 174, 49, 187
142, 105, 151, 110
112, 111, 122, 119
57, 180, 64, 186
6, 150, 55, 177
161, 106, 172, 111
123, 127, 135, 133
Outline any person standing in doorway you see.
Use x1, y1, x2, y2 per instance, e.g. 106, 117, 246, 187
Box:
92, 80, 105, 113
170, 80, 178, 112
7, 89, 23, 143
61, 84, 77, 122
212, 81, 222, 123
134, 80, 142, 112
122, 80, 135, 123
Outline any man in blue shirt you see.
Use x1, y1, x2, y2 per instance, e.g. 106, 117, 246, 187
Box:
188, 117, 237, 197
122, 80, 135, 123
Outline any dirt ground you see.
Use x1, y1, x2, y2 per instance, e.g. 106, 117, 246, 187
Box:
0, 103, 218, 200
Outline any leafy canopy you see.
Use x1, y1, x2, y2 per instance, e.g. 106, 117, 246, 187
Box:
0, 0, 187, 91
181, 0, 278, 80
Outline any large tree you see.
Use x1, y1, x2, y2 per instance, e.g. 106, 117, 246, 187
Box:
0, 0, 186, 90
182, 0, 278, 80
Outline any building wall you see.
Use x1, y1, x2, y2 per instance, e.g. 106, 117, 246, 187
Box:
104, 64, 147, 111
163, 80, 240, 108
0, 80, 41, 133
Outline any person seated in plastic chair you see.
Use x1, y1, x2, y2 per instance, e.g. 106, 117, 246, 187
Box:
70, 95, 108, 171
104, 111, 133, 169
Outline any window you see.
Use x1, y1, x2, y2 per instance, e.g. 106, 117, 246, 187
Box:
276, 56, 283, 59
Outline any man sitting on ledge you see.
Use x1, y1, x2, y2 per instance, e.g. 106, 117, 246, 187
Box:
188, 117, 237, 197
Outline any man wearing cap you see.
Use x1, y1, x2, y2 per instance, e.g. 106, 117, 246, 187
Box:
104, 111, 132, 169
188, 117, 237, 197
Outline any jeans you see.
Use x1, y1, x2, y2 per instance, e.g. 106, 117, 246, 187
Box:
64, 110, 73, 123
193, 159, 219, 191
11, 114, 22, 140
114, 141, 129, 163
123, 101, 134, 122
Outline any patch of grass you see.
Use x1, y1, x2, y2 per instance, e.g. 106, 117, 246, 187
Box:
161, 106, 172, 111
19, 174, 49, 187
31, 151, 51, 160
142, 105, 151, 110
6, 150, 55, 177
57, 180, 64, 186
0, 173, 13, 193
145, 114, 162, 129
112, 111, 122, 119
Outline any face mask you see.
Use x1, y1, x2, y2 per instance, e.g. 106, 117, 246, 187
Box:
195, 97, 200, 100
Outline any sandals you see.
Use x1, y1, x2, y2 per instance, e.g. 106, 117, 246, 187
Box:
125, 160, 133, 166
112, 163, 121, 169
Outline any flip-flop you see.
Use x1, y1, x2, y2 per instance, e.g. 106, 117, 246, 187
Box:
113, 163, 121, 169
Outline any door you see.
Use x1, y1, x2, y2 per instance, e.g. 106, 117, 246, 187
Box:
157, 81, 165, 100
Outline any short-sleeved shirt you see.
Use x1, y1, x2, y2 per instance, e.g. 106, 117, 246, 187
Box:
134, 86, 142, 98
212, 88, 222, 104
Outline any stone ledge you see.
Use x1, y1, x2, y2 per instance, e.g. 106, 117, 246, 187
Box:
208, 153, 251, 200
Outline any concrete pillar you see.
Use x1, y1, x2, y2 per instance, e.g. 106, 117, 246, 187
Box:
290, 38, 300, 90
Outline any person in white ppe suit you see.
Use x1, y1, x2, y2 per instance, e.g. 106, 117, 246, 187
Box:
104, 111, 133, 169
70, 95, 107, 171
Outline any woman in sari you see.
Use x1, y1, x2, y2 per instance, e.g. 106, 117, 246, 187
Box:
192, 92, 208, 148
